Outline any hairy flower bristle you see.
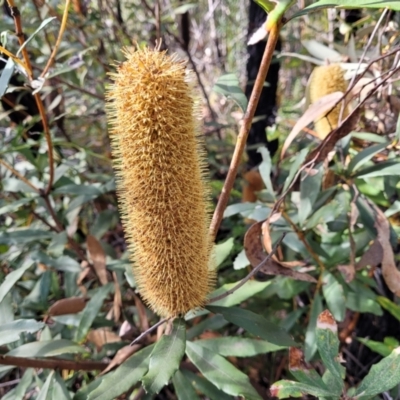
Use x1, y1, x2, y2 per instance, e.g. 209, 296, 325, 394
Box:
107, 47, 215, 317
309, 64, 349, 139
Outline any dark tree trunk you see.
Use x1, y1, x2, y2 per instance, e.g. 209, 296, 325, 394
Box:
245, 0, 281, 168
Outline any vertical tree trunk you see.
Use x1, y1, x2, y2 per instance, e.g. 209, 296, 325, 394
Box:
245, 0, 281, 168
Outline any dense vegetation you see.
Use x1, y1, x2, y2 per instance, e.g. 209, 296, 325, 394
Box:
0, 0, 400, 399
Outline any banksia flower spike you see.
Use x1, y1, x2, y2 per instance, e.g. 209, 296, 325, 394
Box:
107, 47, 215, 318
309, 64, 349, 139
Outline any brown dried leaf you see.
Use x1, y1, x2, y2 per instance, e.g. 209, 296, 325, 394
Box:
244, 222, 316, 283
338, 265, 355, 283
99, 344, 142, 375
281, 92, 344, 159
48, 297, 87, 316
86, 235, 108, 285
289, 347, 310, 371
375, 210, 400, 296
241, 170, 265, 204
305, 110, 360, 165
356, 239, 383, 270
134, 294, 149, 332
317, 309, 337, 332
87, 328, 121, 351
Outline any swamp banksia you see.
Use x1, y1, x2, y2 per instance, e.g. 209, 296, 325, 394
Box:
107, 47, 214, 317
309, 64, 349, 139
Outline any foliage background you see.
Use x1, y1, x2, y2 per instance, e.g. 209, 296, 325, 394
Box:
0, 0, 400, 399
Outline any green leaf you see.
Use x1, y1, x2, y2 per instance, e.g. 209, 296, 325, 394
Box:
258, 147, 275, 199
53, 183, 102, 196
16, 17, 57, 56
355, 159, 400, 179
87, 345, 153, 400
305, 294, 323, 361
0, 319, 45, 346
207, 280, 271, 308
181, 370, 233, 400
51, 372, 72, 400
348, 143, 388, 173
377, 296, 400, 321
0, 229, 53, 245
321, 272, 346, 322
233, 249, 250, 270
6, 339, 86, 357
214, 238, 234, 269
346, 292, 382, 316
74, 284, 113, 342
196, 337, 285, 357
0, 58, 15, 97
354, 347, 400, 397
299, 168, 323, 225
186, 341, 262, 400
37, 371, 55, 400
315, 310, 344, 391
283, 148, 309, 193
270, 380, 333, 398
172, 370, 201, 400
223, 202, 257, 218
301, 0, 400, 13
0, 197, 33, 215
305, 200, 343, 229
357, 337, 396, 357
0, 259, 33, 303
187, 315, 228, 340
10, 368, 34, 400
207, 305, 295, 347
213, 74, 248, 112
142, 319, 186, 394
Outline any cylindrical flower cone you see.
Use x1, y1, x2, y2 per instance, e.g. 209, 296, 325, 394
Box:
107, 47, 215, 317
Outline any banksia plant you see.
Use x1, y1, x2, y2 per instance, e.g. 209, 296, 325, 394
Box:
309, 64, 349, 139
107, 47, 215, 318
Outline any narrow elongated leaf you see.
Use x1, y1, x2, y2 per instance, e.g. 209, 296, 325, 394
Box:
172, 370, 201, 400
0, 229, 52, 245
357, 337, 396, 357
181, 370, 233, 400
6, 339, 85, 357
207, 280, 271, 308
301, 0, 400, 13
214, 238, 234, 269
0, 260, 33, 303
283, 148, 309, 192
186, 341, 262, 400
305, 200, 343, 229
288, 347, 328, 390
355, 159, 400, 179
75, 284, 113, 342
354, 347, 400, 397
321, 272, 346, 322
142, 319, 186, 394
0, 319, 44, 346
270, 380, 333, 398
0, 58, 15, 97
316, 310, 343, 391
12, 368, 34, 400
186, 315, 228, 340
207, 305, 295, 347
37, 371, 55, 400
213, 74, 248, 112
305, 294, 323, 361
52, 372, 71, 400
377, 296, 400, 321
258, 147, 275, 198
299, 168, 323, 225
196, 337, 285, 357
88, 345, 153, 400
348, 143, 388, 173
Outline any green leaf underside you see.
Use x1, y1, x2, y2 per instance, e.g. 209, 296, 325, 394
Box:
207, 305, 296, 347
142, 319, 186, 395
186, 341, 262, 400
354, 347, 400, 397
271, 380, 334, 398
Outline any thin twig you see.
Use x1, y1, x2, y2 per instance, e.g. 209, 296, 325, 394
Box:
130, 318, 169, 346
0, 355, 107, 371
40, 0, 71, 78
6, 0, 55, 195
209, 22, 282, 241
0, 159, 40, 193
207, 233, 286, 304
